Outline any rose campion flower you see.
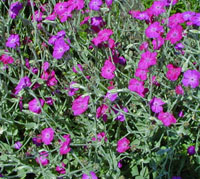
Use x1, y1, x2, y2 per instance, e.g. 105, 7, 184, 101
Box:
72, 64, 83, 73
166, 25, 183, 44
152, 36, 165, 50
96, 104, 108, 118
53, 38, 70, 59
14, 141, 22, 149
89, 0, 103, 11
41, 128, 54, 145
72, 95, 90, 116
0, 54, 14, 64
36, 151, 49, 166
9, 1, 23, 19
166, 64, 182, 81
187, 146, 196, 155
118, 161, 122, 168
128, 78, 145, 97
92, 132, 107, 142
56, 162, 66, 174
59, 134, 71, 155
6, 34, 20, 48
135, 68, 148, 81
117, 137, 130, 153
150, 1, 166, 16
32, 134, 42, 146
82, 171, 98, 179
168, 13, 185, 28
54, 2, 68, 15
138, 51, 157, 70
139, 41, 148, 51
182, 69, 200, 88
101, 60, 116, 80
92, 29, 113, 46
175, 85, 184, 95
115, 107, 128, 122
149, 97, 165, 113
191, 13, 200, 26
14, 76, 31, 95
145, 21, 164, 38
28, 98, 45, 114
158, 112, 177, 126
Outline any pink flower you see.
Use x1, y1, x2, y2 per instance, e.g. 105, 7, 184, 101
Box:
175, 85, 184, 95
150, 1, 166, 16
41, 70, 57, 87
0, 54, 14, 64
82, 171, 98, 179
41, 128, 54, 145
59, 135, 71, 155
96, 104, 108, 118
92, 132, 107, 142
14, 76, 31, 95
68, 0, 84, 10
32, 10, 43, 22
36, 151, 49, 166
89, 0, 103, 11
105, 0, 113, 7
117, 137, 130, 153
138, 51, 157, 70
158, 112, 177, 126
53, 38, 70, 59
115, 107, 128, 122
9, 1, 23, 19
152, 36, 165, 50
67, 81, 79, 96
191, 13, 200, 26
139, 41, 149, 51
166, 25, 183, 44
72, 64, 83, 73
168, 13, 185, 28
145, 22, 164, 38
58, 7, 73, 23
149, 97, 165, 113
135, 68, 148, 81
28, 98, 45, 114
92, 29, 113, 46
182, 11, 195, 21
166, 64, 182, 81
104, 91, 118, 101
54, 2, 69, 15
72, 95, 90, 116
101, 60, 116, 80
14, 141, 22, 149
6, 34, 20, 48
56, 163, 66, 174
182, 69, 200, 88
128, 78, 145, 97
42, 62, 50, 72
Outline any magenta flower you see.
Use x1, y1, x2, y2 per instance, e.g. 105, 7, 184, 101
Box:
14, 141, 22, 149
60, 141, 71, 155
32, 10, 43, 22
89, 0, 103, 11
53, 38, 70, 59
191, 13, 200, 26
128, 78, 145, 97
166, 25, 183, 44
150, 1, 166, 16
41, 128, 54, 145
182, 69, 200, 88
14, 76, 31, 95
72, 95, 90, 116
96, 104, 108, 118
0, 54, 14, 64
166, 64, 182, 81
135, 68, 148, 81
117, 137, 130, 153
104, 91, 118, 102
6, 34, 20, 48
56, 163, 66, 174
138, 51, 157, 70
82, 171, 98, 179
115, 107, 128, 122
32, 134, 42, 146
149, 97, 165, 113
92, 29, 113, 46
9, 1, 23, 19
187, 146, 196, 155
105, 0, 113, 7
168, 13, 185, 28
101, 60, 116, 80
158, 112, 177, 126
152, 36, 165, 50
67, 81, 79, 96
72, 64, 83, 73
182, 11, 195, 21
58, 7, 73, 23
139, 41, 149, 51
92, 132, 107, 142
68, 0, 84, 10
36, 151, 49, 166
42, 61, 50, 72
28, 98, 45, 114
145, 21, 164, 38
175, 85, 184, 95
54, 2, 69, 15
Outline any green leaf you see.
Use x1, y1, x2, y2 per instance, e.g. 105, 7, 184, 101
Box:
131, 165, 139, 176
